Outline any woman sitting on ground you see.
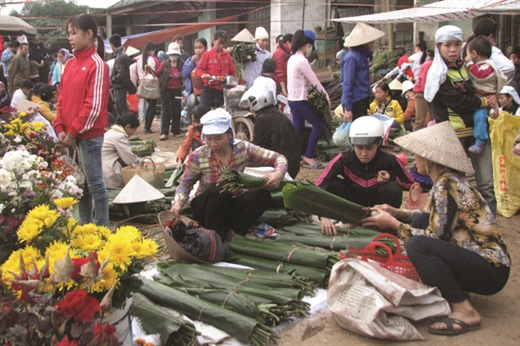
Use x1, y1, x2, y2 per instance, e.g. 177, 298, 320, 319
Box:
249, 89, 301, 179
170, 108, 287, 241
28, 83, 58, 122
316, 116, 414, 235
101, 112, 140, 189
362, 121, 510, 337
368, 82, 405, 128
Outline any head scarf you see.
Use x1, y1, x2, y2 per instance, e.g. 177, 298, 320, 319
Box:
499, 86, 520, 106
424, 25, 463, 102
58, 48, 70, 64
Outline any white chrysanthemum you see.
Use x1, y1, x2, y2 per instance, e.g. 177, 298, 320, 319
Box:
13, 136, 22, 143
0, 204, 4, 213
0, 169, 12, 189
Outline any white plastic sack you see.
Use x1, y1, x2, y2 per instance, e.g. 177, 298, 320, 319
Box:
332, 121, 351, 150
327, 259, 450, 341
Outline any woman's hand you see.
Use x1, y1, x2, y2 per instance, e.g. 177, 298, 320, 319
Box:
486, 94, 498, 109
343, 109, 353, 122
362, 207, 401, 230
170, 200, 183, 218
262, 170, 284, 190
371, 204, 400, 218
176, 159, 183, 170
320, 217, 337, 235
377, 170, 390, 184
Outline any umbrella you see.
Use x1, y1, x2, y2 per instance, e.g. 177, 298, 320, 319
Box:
0, 16, 37, 37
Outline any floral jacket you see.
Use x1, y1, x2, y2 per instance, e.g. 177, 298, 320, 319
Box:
399, 169, 510, 267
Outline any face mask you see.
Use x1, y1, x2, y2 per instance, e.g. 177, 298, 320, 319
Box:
305, 45, 312, 57
170, 55, 179, 62
195, 125, 203, 132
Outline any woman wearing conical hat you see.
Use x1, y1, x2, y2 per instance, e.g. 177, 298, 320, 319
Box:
362, 122, 511, 337
340, 23, 384, 122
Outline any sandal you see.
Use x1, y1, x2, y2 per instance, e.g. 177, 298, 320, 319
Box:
302, 162, 325, 169
428, 316, 481, 336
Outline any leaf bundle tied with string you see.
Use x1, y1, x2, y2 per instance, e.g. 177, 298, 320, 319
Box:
307, 85, 332, 135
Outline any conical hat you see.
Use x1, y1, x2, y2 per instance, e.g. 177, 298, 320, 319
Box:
344, 22, 385, 48
394, 121, 474, 174
113, 175, 164, 204
388, 78, 402, 91
231, 28, 256, 43
126, 46, 140, 57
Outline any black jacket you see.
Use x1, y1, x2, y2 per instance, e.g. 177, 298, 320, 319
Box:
111, 46, 131, 90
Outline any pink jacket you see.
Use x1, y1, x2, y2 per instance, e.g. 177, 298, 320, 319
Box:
287, 51, 328, 102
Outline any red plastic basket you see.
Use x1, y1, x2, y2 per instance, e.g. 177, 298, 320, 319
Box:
340, 233, 420, 282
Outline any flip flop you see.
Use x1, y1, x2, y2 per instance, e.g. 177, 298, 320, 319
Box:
428, 316, 481, 336
302, 162, 325, 169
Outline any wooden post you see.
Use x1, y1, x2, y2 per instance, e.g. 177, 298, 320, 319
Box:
385, 0, 394, 52
323, 0, 328, 64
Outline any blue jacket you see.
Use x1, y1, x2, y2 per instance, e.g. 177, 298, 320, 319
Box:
340, 48, 370, 111
182, 55, 197, 97
1, 48, 14, 77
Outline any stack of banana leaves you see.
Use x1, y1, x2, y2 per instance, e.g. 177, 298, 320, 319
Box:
138, 261, 315, 345
307, 85, 333, 140
131, 293, 199, 346
129, 136, 156, 157
315, 140, 342, 162
107, 188, 175, 223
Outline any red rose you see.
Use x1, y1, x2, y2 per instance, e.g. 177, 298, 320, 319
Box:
93, 322, 118, 345
55, 290, 100, 323
55, 336, 79, 346
71, 253, 99, 280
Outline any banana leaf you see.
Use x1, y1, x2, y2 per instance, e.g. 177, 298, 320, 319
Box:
139, 279, 276, 345
165, 165, 185, 188
282, 180, 368, 224
217, 169, 296, 194
131, 293, 198, 346
225, 251, 328, 286
274, 233, 376, 251
257, 209, 299, 226
228, 236, 339, 271
279, 223, 381, 238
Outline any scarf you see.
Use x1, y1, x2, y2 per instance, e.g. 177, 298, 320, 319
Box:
424, 25, 463, 102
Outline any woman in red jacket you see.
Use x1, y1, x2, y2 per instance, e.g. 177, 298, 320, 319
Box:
54, 13, 110, 226
273, 33, 292, 96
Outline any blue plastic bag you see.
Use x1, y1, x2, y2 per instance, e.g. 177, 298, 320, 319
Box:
332, 121, 352, 150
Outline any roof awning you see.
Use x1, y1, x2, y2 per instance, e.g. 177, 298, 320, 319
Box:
332, 0, 520, 24
121, 13, 241, 50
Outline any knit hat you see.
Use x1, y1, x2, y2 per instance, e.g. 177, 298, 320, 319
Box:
343, 23, 385, 48
394, 121, 474, 174
255, 27, 269, 40
231, 28, 256, 43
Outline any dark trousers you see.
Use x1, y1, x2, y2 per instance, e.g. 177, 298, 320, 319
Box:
190, 183, 271, 238
144, 98, 158, 131
406, 212, 510, 303
199, 86, 224, 110
161, 88, 182, 135
288, 100, 325, 159
114, 88, 128, 119
326, 177, 403, 208
352, 97, 370, 121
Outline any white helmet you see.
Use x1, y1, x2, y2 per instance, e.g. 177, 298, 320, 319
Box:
248, 90, 276, 112
349, 116, 384, 145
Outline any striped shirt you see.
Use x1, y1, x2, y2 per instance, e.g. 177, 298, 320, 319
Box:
175, 140, 288, 205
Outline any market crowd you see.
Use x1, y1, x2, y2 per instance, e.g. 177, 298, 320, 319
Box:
1, 12, 518, 338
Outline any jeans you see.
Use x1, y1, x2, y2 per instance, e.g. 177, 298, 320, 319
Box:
76, 136, 109, 226
472, 108, 489, 144
161, 88, 182, 135
288, 100, 325, 159
199, 87, 224, 110
113, 88, 128, 119
405, 225, 510, 303
190, 183, 271, 238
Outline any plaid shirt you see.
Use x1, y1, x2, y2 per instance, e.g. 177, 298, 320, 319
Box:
174, 141, 288, 205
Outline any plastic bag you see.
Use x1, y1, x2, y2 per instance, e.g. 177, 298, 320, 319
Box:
332, 121, 352, 150
489, 112, 520, 217
328, 259, 450, 341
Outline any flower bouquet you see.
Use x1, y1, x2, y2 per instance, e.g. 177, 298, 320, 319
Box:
0, 198, 159, 345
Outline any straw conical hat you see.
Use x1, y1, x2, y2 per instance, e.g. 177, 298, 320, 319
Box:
126, 46, 140, 57
344, 22, 385, 48
394, 121, 474, 174
113, 175, 164, 204
388, 78, 402, 91
231, 28, 256, 43
16, 99, 40, 114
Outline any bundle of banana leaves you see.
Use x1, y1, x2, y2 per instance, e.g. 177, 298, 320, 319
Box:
129, 137, 156, 157
131, 293, 199, 346
155, 263, 311, 327
256, 209, 301, 227
228, 236, 340, 272
282, 180, 368, 224
307, 85, 333, 136
225, 251, 328, 287
231, 42, 257, 64
217, 169, 297, 194
139, 279, 277, 346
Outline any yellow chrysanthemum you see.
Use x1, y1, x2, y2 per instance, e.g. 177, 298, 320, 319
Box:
98, 239, 134, 272
72, 223, 99, 238
44, 240, 69, 273
115, 225, 142, 242
0, 246, 43, 286
89, 264, 119, 293
19, 112, 28, 118
97, 226, 112, 240
31, 121, 45, 132
132, 239, 159, 259
54, 197, 78, 210
16, 218, 44, 243
72, 233, 103, 253
26, 205, 56, 222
